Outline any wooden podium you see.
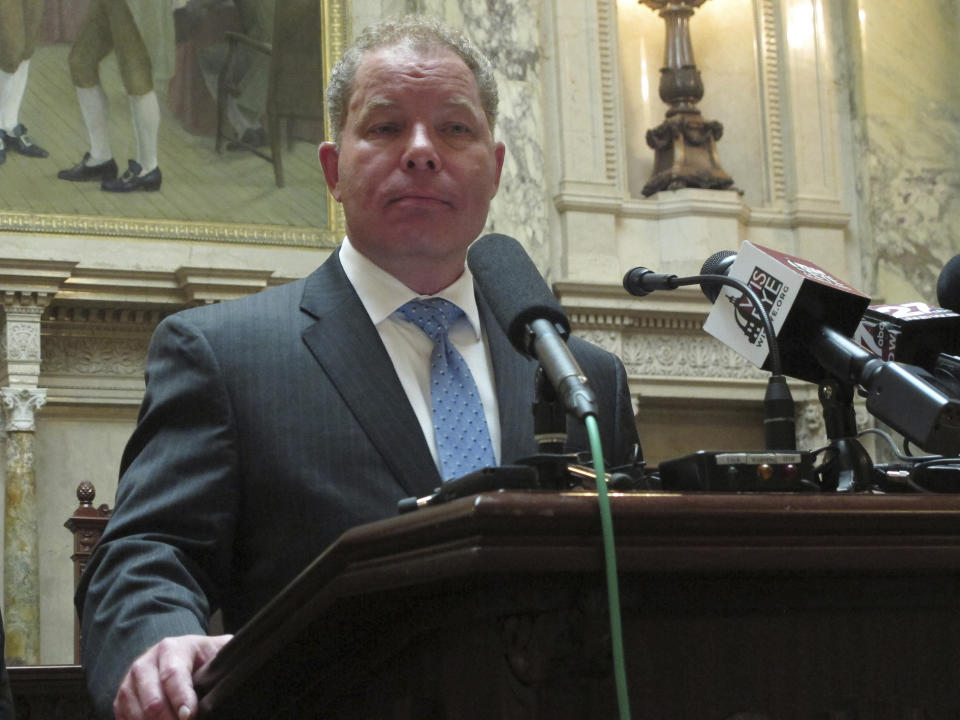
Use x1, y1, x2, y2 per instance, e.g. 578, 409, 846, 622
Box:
194, 491, 960, 719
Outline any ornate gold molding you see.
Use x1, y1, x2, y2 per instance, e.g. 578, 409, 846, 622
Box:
0, 211, 340, 248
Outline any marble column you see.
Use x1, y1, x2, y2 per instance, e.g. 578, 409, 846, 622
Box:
1, 291, 51, 664
2, 387, 46, 664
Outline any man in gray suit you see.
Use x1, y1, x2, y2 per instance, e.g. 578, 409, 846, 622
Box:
77, 15, 640, 720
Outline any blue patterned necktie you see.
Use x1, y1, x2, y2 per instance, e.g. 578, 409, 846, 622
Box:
397, 298, 496, 481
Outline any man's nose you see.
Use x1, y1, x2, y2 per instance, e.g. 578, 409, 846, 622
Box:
402, 124, 441, 171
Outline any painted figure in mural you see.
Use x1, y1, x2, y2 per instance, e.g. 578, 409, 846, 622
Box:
193, 0, 275, 149
0, 0, 50, 165
56, 0, 178, 192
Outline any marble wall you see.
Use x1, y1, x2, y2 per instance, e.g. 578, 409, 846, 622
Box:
835, 0, 960, 303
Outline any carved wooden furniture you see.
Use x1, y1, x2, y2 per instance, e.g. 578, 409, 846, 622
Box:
8, 665, 93, 720
63, 482, 113, 664
194, 491, 960, 719
7, 483, 111, 719
12, 487, 960, 718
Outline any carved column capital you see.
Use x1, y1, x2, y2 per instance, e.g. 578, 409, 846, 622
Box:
1, 387, 47, 431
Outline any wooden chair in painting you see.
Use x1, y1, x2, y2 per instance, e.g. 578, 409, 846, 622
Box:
215, 0, 325, 188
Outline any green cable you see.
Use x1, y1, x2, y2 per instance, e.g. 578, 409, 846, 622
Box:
585, 414, 632, 720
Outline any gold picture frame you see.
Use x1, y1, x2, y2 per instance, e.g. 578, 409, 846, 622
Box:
0, 0, 350, 249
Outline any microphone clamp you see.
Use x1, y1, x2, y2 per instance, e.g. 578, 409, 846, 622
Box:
622, 267, 680, 296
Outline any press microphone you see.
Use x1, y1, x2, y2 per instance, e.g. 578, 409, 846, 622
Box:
622, 268, 683, 296
701, 241, 870, 384
701, 242, 960, 455
854, 301, 960, 369
853, 257, 960, 400
468, 234, 599, 420
937, 255, 960, 312
622, 255, 797, 451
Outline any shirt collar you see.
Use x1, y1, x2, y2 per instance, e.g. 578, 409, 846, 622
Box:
339, 236, 483, 339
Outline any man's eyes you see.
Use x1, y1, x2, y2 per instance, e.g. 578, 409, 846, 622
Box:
368, 123, 399, 136
363, 121, 476, 138
444, 122, 473, 135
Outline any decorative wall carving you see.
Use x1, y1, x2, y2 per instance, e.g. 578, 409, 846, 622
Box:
44, 306, 170, 327
6, 323, 40, 363
619, 332, 760, 380
564, 297, 763, 382
41, 337, 149, 378
39, 305, 164, 404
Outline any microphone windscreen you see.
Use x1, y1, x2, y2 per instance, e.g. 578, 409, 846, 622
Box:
467, 234, 570, 354
937, 255, 960, 312
699, 250, 737, 302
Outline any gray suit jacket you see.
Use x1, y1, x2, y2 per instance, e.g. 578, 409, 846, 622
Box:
76, 251, 639, 718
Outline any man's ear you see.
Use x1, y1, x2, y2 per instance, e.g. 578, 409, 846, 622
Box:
492, 141, 506, 192
318, 142, 342, 201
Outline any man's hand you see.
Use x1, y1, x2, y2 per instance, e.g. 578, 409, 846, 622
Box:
113, 634, 233, 720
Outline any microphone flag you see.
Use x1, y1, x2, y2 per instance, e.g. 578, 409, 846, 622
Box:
855, 302, 960, 368
702, 241, 870, 383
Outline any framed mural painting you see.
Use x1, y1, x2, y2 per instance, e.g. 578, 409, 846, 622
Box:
0, 0, 350, 249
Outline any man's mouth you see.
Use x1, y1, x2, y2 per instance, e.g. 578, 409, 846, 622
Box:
389, 194, 452, 207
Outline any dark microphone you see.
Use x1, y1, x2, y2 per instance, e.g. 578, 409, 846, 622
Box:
937, 255, 960, 312
468, 234, 599, 420
700, 242, 870, 384
703, 243, 960, 455
622, 267, 681, 296
854, 301, 960, 369
700, 250, 737, 302
853, 255, 960, 400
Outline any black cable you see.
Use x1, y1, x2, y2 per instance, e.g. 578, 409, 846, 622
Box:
857, 427, 939, 462
627, 272, 784, 377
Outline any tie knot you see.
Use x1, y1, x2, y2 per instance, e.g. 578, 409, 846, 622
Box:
398, 298, 464, 341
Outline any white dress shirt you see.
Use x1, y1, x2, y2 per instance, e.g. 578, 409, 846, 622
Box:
339, 237, 502, 471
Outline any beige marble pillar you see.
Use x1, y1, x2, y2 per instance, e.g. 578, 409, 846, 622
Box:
1, 291, 50, 664
2, 387, 46, 663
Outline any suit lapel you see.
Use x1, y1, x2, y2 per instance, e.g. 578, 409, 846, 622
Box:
477, 292, 538, 463
299, 253, 441, 497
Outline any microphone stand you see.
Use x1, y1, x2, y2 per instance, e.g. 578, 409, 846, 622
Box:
624, 269, 797, 450
522, 367, 582, 488
816, 377, 874, 491
533, 366, 567, 454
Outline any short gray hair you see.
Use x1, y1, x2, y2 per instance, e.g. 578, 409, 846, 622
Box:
326, 15, 499, 145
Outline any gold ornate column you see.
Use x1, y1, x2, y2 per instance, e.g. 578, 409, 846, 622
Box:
1, 291, 51, 664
